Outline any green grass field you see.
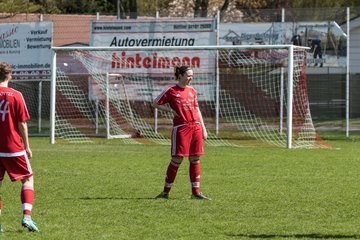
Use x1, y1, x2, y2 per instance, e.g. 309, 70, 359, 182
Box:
1, 132, 360, 239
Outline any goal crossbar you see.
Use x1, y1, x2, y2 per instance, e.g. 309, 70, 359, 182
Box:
52, 45, 309, 52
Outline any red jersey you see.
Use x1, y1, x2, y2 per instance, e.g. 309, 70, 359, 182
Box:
0, 87, 30, 154
155, 84, 200, 126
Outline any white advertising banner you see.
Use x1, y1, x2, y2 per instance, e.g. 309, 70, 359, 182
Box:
88, 18, 216, 101
219, 21, 346, 68
90, 18, 216, 73
219, 23, 275, 45
91, 18, 215, 47
272, 22, 347, 67
0, 22, 53, 79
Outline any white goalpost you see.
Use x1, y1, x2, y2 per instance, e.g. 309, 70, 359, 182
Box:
51, 45, 324, 148
105, 73, 133, 139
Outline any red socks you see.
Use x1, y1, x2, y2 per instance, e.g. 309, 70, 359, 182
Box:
162, 159, 202, 195
189, 161, 201, 195
21, 185, 34, 216
163, 160, 180, 193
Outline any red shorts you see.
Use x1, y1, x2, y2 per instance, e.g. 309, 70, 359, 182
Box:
171, 123, 204, 157
0, 151, 33, 182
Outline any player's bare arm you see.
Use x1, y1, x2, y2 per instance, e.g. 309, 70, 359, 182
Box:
18, 121, 32, 159
196, 107, 208, 140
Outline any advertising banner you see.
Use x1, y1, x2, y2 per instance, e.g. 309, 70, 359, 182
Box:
0, 22, 53, 79
219, 23, 274, 45
88, 18, 216, 101
91, 18, 215, 47
273, 22, 347, 68
219, 21, 347, 68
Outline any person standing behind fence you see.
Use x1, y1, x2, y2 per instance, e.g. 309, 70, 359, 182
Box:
291, 31, 304, 46
310, 39, 323, 67
153, 65, 210, 200
0, 62, 39, 232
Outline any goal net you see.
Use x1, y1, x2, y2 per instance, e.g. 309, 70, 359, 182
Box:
51, 45, 325, 148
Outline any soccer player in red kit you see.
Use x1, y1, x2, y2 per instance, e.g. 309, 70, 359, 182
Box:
153, 65, 210, 200
0, 62, 39, 232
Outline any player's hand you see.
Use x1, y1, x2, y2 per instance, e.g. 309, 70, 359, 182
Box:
25, 147, 32, 159
203, 128, 208, 140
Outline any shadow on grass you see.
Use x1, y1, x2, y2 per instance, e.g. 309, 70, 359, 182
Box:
64, 196, 197, 201
64, 197, 155, 200
226, 234, 360, 239
65, 196, 188, 200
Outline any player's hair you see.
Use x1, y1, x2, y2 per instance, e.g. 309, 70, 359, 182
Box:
174, 65, 191, 80
0, 62, 12, 83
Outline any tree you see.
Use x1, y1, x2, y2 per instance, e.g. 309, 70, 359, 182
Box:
3, 0, 360, 18
167, 0, 195, 17
0, 0, 41, 14
114, 0, 137, 19
54, 0, 102, 14
129, 0, 137, 19
30, 0, 60, 13
284, 0, 359, 22
194, 0, 209, 17
292, 0, 360, 8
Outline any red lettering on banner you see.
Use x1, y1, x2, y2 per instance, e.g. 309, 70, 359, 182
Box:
112, 51, 201, 69
172, 57, 181, 67
143, 57, 151, 68
152, 53, 157, 68
158, 57, 170, 68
